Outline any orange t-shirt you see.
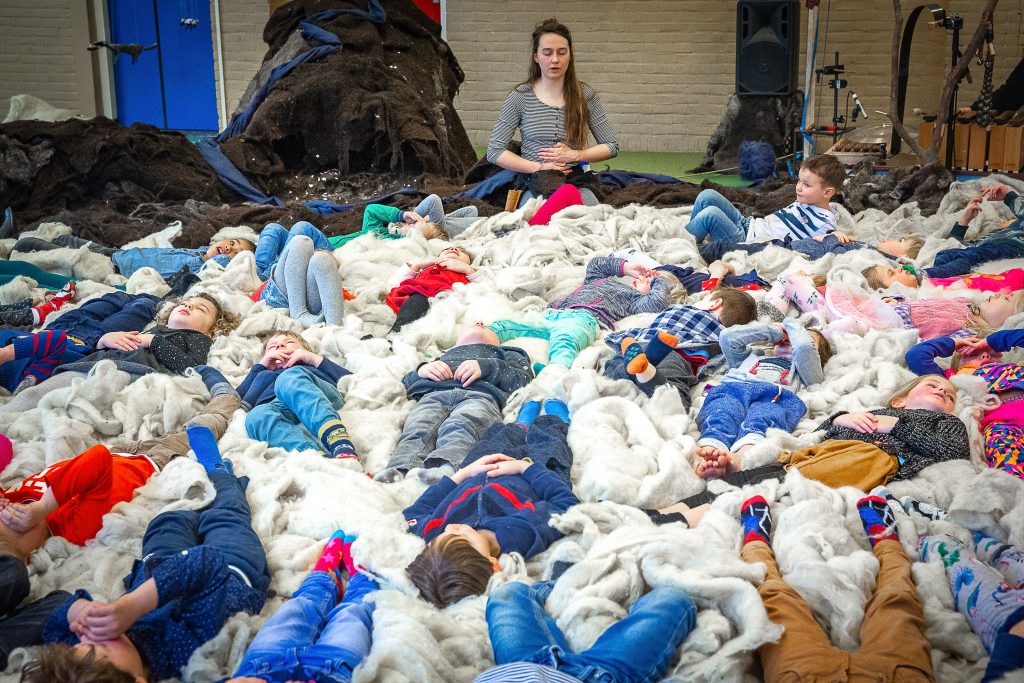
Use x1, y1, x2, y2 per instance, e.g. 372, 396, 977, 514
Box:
3, 445, 157, 545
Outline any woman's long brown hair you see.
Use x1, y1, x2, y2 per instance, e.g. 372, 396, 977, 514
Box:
524, 18, 590, 151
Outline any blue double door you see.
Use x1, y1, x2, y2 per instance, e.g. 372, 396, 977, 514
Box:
107, 0, 219, 131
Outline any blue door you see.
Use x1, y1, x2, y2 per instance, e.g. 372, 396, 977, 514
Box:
108, 0, 219, 131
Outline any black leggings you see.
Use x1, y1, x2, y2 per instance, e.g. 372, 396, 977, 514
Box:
14, 235, 117, 257
645, 463, 787, 524
388, 293, 431, 334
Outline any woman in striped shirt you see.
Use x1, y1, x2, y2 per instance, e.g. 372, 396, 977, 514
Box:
486, 18, 618, 204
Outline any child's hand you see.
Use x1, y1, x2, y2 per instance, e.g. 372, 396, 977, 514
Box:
260, 349, 288, 369
96, 331, 144, 351
959, 200, 983, 225
418, 360, 454, 381
454, 360, 482, 387
437, 258, 476, 275
0, 501, 45, 532
830, 231, 854, 244
283, 348, 324, 368
403, 211, 425, 224
832, 412, 880, 433
954, 336, 990, 354
622, 261, 653, 280
453, 453, 514, 483
980, 184, 1010, 201
135, 333, 154, 349
75, 599, 134, 641
997, 218, 1014, 229
706, 260, 734, 280
486, 458, 532, 478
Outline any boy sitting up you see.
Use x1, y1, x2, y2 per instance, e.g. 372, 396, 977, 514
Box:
375, 323, 534, 483
14, 229, 257, 279
404, 399, 579, 608
200, 331, 358, 461
603, 276, 758, 406
685, 155, 845, 246
696, 317, 832, 478
7, 429, 270, 683
386, 246, 479, 334
488, 255, 685, 370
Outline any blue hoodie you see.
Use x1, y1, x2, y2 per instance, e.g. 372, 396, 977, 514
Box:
402, 343, 533, 409
403, 466, 580, 558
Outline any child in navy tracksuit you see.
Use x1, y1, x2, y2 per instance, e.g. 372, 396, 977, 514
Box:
696, 318, 830, 479
927, 182, 1024, 279
403, 399, 579, 608
199, 330, 357, 460
376, 324, 534, 482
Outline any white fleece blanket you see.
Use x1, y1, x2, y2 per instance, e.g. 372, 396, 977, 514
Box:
2, 175, 1024, 683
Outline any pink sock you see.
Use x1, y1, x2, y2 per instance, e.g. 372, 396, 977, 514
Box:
529, 184, 584, 226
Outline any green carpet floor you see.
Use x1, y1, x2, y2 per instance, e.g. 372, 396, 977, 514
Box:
472, 149, 751, 187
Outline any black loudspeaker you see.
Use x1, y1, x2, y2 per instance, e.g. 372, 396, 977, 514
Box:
736, 0, 800, 96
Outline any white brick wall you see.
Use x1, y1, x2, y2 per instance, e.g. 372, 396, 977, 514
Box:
447, 0, 1024, 152
0, 1, 1019, 154
0, 0, 96, 117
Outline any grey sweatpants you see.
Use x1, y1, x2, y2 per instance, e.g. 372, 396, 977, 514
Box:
385, 389, 502, 472
270, 235, 345, 327
414, 194, 481, 238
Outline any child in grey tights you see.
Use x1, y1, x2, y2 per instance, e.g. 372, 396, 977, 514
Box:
259, 233, 345, 327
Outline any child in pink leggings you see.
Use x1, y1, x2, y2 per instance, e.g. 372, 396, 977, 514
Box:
528, 184, 584, 227
864, 264, 1024, 294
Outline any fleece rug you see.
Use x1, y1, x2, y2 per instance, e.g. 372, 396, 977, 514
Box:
0, 175, 1023, 682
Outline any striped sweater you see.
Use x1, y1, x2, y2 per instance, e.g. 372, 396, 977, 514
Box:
486, 83, 619, 165
747, 201, 838, 242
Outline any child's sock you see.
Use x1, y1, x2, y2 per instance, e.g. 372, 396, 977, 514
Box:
645, 332, 679, 365
740, 495, 772, 545
193, 365, 237, 398
857, 495, 899, 547
516, 400, 541, 429
31, 281, 75, 325
972, 530, 1024, 589
542, 398, 570, 424
620, 337, 648, 375
340, 532, 361, 576
920, 534, 1024, 652
313, 530, 347, 592
900, 496, 948, 521
0, 435, 12, 475
319, 419, 357, 459
186, 425, 228, 474
869, 485, 907, 521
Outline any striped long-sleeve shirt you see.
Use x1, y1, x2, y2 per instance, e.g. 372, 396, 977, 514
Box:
747, 201, 838, 242
486, 83, 619, 165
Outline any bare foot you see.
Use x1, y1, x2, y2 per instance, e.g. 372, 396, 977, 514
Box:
695, 446, 732, 479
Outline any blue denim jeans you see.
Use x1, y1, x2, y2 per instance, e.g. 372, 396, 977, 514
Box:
135, 470, 270, 593
685, 189, 749, 244
232, 572, 379, 682
49, 291, 160, 348
460, 415, 573, 485
245, 366, 344, 454
486, 580, 696, 683
255, 221, 333, 281
696, 380, 806, 451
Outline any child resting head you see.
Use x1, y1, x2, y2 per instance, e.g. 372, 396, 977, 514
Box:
260, 330, 313, 371
964, 291, 1024, 336
394, 214, 449, 241
204, 237, 255, 262
158, 293, 234, 337
455, 322, 500, 347
406, 523, 498, 608
862, 263, 920, 289
703, 286, 758, 327
628, 270, 687, 305
21, 642, 148, 683
874, 235, 924, 259
888, 374, 958, 413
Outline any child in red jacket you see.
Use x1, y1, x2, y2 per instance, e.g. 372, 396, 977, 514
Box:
385, 246, 479, 333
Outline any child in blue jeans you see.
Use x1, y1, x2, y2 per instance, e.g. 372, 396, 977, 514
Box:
696, 317, 831, 479
228, 531, 379, 683
404, 399, 579, 608
201, 330, 358, 460
685, 155, 843, 246
13, 230, 256, 279
920, 532, 1024, 682
16, 430, 270, 683
476, 576, 696, 683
